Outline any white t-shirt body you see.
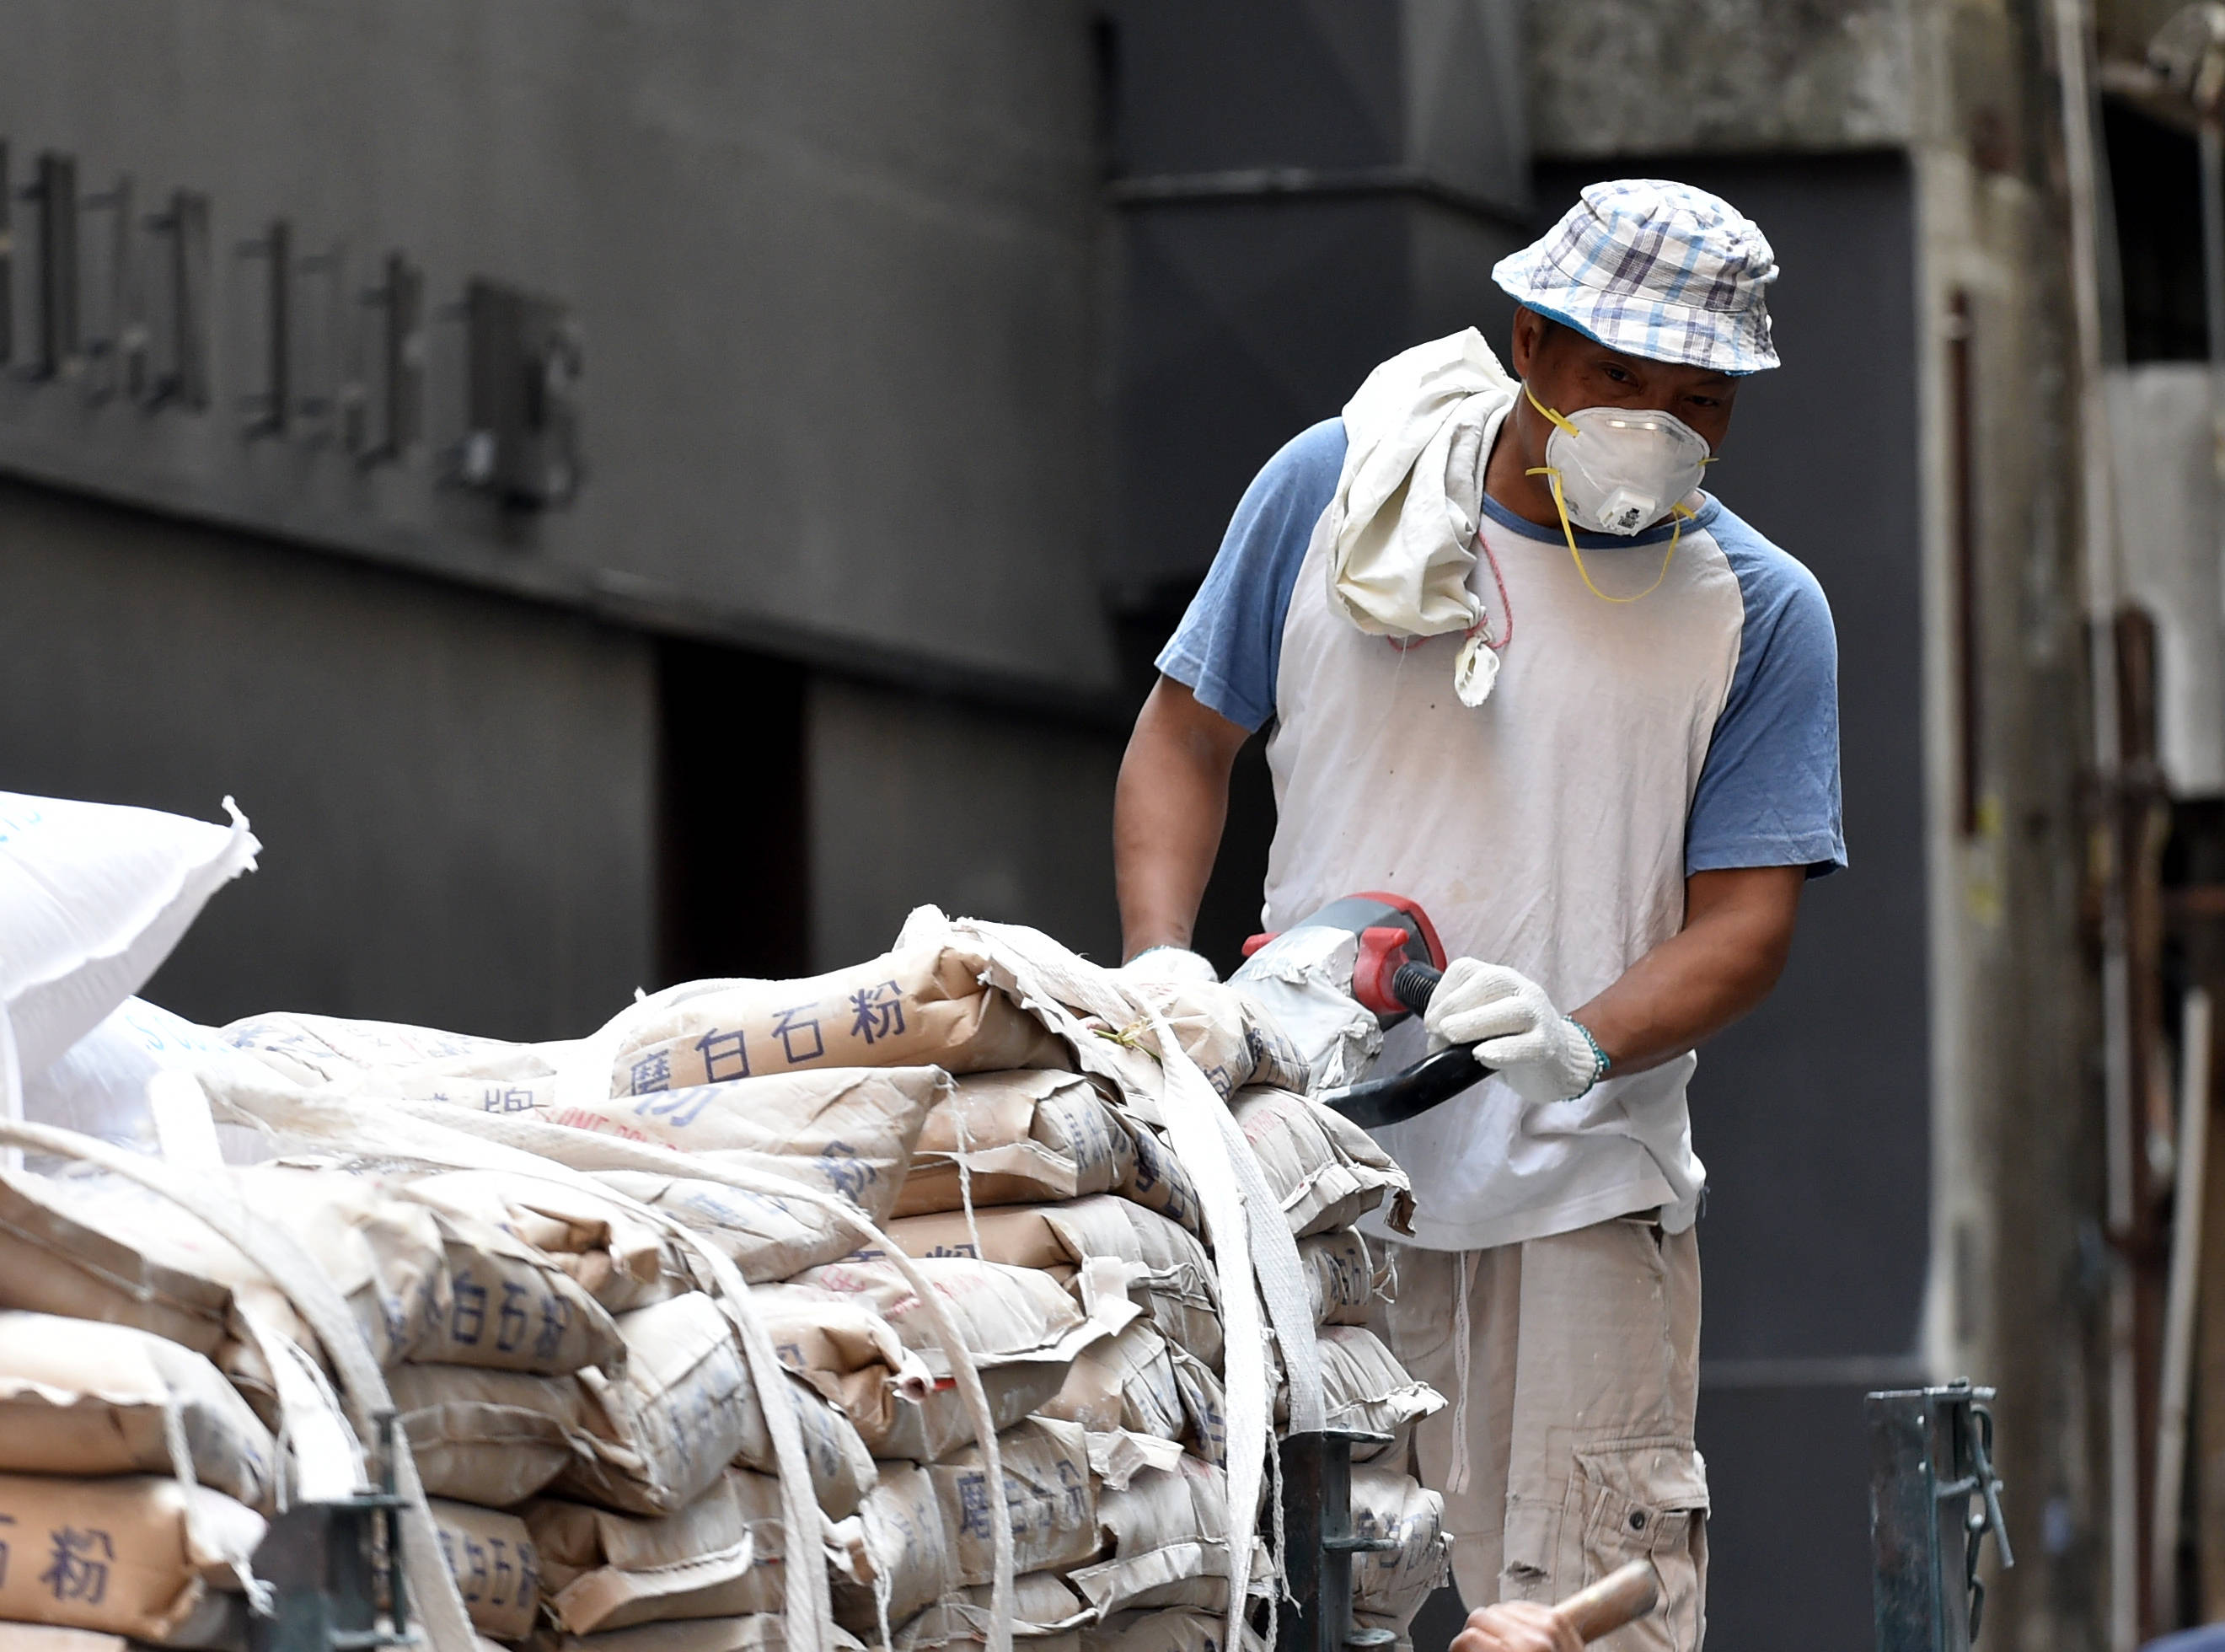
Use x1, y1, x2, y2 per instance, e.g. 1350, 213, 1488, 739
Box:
1159, 417, 1842, 1252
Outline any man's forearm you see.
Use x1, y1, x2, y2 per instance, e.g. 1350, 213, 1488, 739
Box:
1113, 678, 1248, 961
1571, 865, 1805, 1076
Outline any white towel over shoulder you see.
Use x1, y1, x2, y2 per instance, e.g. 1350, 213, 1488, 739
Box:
1322, 328, 1518, 642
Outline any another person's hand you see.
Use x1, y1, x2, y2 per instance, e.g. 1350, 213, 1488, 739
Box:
1450, 1600, 1583, 1652
1423, 958, 1604, 1104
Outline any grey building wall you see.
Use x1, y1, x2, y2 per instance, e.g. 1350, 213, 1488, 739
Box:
807, 680, 1123, 971
0, 475, 657, 1038
0, 0, 1118, 692
1102, 0, 1530, 599
1527, 0, 1913, 159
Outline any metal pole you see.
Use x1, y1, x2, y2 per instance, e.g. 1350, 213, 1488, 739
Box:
2050, 0, 2137, 1641
2152, 990, 2213, 1626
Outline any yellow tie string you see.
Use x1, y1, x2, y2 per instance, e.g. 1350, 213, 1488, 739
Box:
1525, 464, 1686, 603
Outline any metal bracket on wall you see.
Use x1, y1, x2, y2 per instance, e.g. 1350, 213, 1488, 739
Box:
0, 142, 13, 368
80, 172, 146, 404
21, 150, 81, 380
459, 276, 582, 508
354, 250, 423, 464
142, 189, 211, 411
236, 217, 290, 437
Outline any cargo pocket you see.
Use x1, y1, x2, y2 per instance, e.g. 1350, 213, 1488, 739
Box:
1563, 1440, 1708, 1651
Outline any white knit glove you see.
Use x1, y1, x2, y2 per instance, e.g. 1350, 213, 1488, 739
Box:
1423, 958, 1606, 1104
1118, 944, 1221, 985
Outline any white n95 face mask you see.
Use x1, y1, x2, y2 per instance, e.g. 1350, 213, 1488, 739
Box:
1525, 384, 1710, 535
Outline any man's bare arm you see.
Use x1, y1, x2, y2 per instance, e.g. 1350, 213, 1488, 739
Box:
1113, 677, 1251, 962
1571, 864, 1807, 1075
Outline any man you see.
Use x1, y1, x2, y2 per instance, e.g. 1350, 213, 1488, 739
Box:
1112, 180, 1842, 1649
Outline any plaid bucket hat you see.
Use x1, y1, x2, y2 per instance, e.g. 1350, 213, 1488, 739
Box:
1493, 179, 1780, 375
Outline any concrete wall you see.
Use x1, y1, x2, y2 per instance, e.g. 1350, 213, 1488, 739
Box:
1101, 0, 1529, 598
0, 475, 657, 1039
1528, 0, 1913, 160
806, 678, 1124, 971
0, 1, 1117, 692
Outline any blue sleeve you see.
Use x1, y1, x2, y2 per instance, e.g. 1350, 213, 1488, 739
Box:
1686, 509, 1847, 878
1155, 419, 1348, 732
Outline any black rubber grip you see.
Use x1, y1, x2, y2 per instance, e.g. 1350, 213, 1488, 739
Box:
1391, 960, 1441, 1016
1315, 1043, 1486, 1131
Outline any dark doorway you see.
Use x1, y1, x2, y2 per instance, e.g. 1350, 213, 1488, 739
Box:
655, 638, 811, 985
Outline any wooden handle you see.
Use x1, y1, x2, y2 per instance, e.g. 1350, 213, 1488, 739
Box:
1552, 1560, 1659, 1643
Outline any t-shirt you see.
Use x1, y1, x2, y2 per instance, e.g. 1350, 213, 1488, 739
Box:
1158, 416, 1844, 1250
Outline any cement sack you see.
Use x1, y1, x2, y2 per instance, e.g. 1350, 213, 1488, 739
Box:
549, 1065, 947, 1228
526, 1467, 783, 1633
399, 1168, 684, 1314
750, 1280, 1028, 1464
0, 1164, 448, 1369
1349, 1467, 1450, 1631
1037, 1320, 1185, 1440
892, 1070, 1136, 1216
887, 1572, 1091, 1649
1226, 926, 1383, 1093
1228, 1087, 1413, 1237
1166, 1343, 1228, 1467
927, 1417, 1099, 1588
774, 1257, 1130, 1460
0, 1170, 237, 1355
1068, 1453, 1239, 1618
11, 1593, 255, 1652
387, 1363, 595, 1508
1286, 1328, 1445, 1463
1296, 1229, 1378, 1328
0, 793, 257, 1097
394, 1342, 880, 1522
1083, 1608, 1266, 1652
828, 1462, 953, 1634
593, 1169, 866, 1285
1086, 979, 1309, 1101
222, 1010, 556, 1092
524, 1618, 853, 1652
743, 1370, 879, 1521
609, 947, 1070, 1093
239, 1161, 625, 1374
750, 1268, 1038, 1464
0, 1311, 278, 1510
869, 1195, 1221, 1369
0, 1470, 263, 1640
1113, 1123, 1204, 1236
23, 997, 275, 1167
431, 1496, 544, 1641
553, 1294, 755, 1517
0, 1163, 623, 1376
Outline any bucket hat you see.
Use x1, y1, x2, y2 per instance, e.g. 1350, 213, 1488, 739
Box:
1492, 179, 1780, 375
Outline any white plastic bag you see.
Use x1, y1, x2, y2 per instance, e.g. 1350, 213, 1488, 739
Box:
24, 996, 276, 1162
0, 793, 258, 1152
0, 793, 260, 1077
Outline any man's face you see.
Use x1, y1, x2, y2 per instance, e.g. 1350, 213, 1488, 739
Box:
1508, 306, 1740, 462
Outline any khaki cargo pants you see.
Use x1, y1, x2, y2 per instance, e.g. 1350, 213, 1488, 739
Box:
1375, 1215, 1708, 1651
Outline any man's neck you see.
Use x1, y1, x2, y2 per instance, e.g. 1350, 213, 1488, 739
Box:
1482, 398, 1566, 531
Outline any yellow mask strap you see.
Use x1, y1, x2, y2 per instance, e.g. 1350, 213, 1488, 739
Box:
1523, 380, 1582, 438
1523, 464, 1686, 603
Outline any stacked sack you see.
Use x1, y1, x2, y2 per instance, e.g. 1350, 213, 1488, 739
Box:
3, 910, 1451, 1651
